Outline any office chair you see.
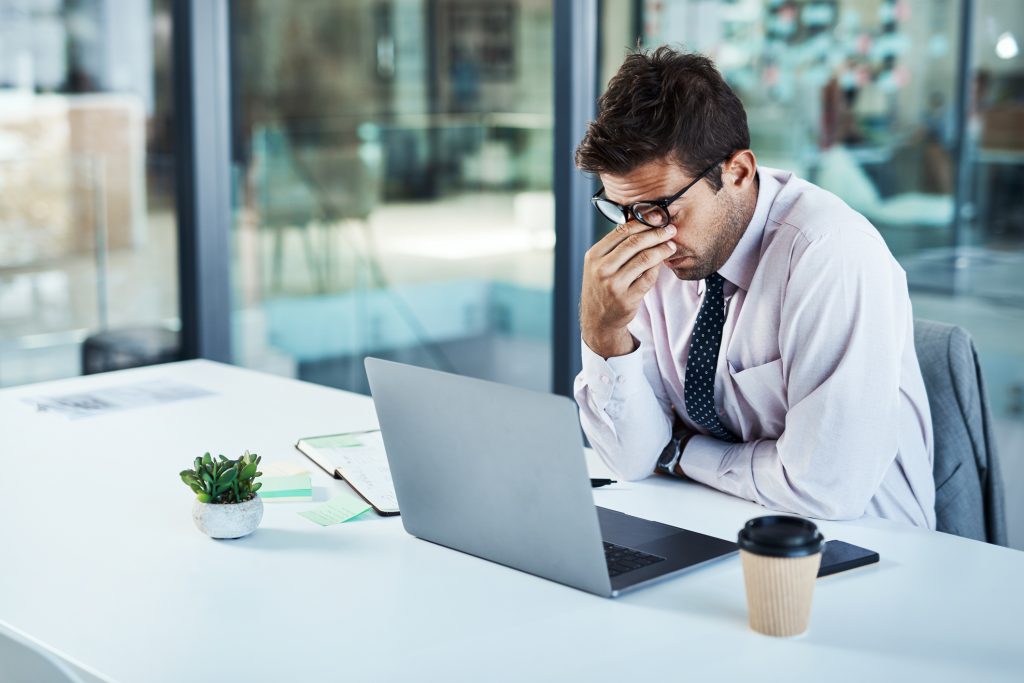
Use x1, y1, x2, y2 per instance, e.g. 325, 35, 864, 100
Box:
81, 326, 181, 374
0, 622, 84, 683
913, 319, 1008, 545
252, 125, 380, 294
251, 125, 329, 293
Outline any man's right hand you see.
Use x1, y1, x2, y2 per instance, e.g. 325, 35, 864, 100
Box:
580, 221, 677, 359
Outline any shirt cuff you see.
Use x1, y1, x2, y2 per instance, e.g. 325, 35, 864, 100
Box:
678, 434, 732, 488
580, 336, 647, 412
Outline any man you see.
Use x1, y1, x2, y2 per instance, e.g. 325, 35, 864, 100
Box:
574, 47, 936, 528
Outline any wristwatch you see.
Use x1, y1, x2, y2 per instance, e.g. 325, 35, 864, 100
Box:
656, 420, 690, 477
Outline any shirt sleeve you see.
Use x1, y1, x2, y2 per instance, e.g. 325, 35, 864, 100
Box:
680, 227, 906, 520
574, 302, 674, 481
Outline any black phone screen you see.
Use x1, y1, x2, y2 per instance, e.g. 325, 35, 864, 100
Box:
817, 539, 880, 578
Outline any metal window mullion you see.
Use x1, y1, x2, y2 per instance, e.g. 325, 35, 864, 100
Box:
172, 0, 233, 362
950, 0, 977, 295
552, 0, 599, 397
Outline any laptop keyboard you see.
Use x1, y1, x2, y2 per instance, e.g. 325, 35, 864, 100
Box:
603, 541, 666, 577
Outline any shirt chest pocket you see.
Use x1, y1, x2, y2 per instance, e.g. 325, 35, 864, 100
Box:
727, 358, 787, 438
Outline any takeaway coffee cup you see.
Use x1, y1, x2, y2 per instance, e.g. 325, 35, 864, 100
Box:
737, 515, 824, 637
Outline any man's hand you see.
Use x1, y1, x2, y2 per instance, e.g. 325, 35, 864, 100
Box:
580, 221, 677, 358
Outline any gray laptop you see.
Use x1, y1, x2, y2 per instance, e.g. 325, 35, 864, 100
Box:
364, 358, 738, 597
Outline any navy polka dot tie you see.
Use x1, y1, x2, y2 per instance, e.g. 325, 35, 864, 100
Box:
683, 272, 739, 442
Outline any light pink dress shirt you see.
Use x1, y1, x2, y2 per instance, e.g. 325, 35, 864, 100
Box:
575, 167, 937, 529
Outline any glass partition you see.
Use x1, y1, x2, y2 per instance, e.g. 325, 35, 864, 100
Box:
0, 0, 180, 387
230, 0, 555, 393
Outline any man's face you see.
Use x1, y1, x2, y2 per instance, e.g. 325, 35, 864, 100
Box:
599, 158, 747, 281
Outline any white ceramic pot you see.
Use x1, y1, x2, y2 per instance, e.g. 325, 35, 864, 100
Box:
192, 496, 263, 539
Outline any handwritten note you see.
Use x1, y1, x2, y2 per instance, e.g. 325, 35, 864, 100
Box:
304, 431, 398, 513
298, 490, 371, 526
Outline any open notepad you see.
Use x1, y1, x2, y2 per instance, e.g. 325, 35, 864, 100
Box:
295, 430, 399, 515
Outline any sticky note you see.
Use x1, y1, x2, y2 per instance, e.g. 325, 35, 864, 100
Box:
309, 433, 364, 448
258, 474, 313, 502
298, 490, 371, 526
261, 461, 310, 477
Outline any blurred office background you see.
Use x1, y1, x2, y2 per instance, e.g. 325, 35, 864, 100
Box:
1, 0, 1021, 546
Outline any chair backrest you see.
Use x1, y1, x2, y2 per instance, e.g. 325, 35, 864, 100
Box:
0, 622, 84, 683
252, 125, 319, 227
913, 319, 1007, 545
251, 124, 380, 227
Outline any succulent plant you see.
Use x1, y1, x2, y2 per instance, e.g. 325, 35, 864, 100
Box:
180, 451, 263, 504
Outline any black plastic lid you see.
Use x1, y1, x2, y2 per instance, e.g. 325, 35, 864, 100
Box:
737, 516, 824, 558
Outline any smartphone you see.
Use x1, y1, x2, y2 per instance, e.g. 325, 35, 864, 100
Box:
817, 540, 879, 578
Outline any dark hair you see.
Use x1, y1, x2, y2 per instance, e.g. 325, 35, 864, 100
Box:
575, 47, 750, 192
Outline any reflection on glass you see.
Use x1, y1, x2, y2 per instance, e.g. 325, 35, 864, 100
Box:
0, 0, 179, 387
231, 0, 555, 393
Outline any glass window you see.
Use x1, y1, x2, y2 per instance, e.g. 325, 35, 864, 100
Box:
0, 0, 180, 387
230, 0, 555, 393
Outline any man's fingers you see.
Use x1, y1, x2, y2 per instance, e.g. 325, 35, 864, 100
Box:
628, 263, 662, 296
592, 220, 660, 257
581, 220, 674, 343
619, 241, 677, 283
600, 224, 676, 273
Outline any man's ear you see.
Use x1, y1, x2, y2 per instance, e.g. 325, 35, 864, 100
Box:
723, 150, 757, 191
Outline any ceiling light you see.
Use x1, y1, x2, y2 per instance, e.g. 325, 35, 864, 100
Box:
996, 32, 1018, 60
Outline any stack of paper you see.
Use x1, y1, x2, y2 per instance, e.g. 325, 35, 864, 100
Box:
258, 474, 313, 502
255, 460, 373, 525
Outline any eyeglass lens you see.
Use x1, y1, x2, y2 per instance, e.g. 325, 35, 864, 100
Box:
632, 203, 669, 227
595, 200, 626, 224
595, 198, 670, 228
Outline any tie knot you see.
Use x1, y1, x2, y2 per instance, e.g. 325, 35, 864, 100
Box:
706, 272, 726, 290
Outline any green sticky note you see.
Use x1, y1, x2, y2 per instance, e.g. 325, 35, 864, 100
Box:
258, 474, 313, 501
298, 490, 371, 526
308, 433, 364, 448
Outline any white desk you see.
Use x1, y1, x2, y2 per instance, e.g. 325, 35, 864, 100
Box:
1, 360, 1021, 682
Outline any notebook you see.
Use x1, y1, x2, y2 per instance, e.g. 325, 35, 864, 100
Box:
294, 430, 399, 515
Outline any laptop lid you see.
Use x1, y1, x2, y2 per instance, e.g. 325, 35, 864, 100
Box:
365, 357, 613, 597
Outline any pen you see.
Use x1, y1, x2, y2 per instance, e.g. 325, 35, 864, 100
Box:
590, 478, 616, 488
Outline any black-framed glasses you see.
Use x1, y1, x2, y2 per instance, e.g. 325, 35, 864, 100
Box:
591, 156, 730, 228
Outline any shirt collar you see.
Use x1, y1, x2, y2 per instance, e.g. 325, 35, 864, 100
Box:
716, 166, 781, 292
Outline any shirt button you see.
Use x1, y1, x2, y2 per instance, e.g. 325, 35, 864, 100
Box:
600, 375, 611, 384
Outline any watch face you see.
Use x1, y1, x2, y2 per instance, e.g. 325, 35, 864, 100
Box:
656, 436, 681, 470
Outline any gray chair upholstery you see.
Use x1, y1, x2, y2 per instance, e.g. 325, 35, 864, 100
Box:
913, 319, 1007, 545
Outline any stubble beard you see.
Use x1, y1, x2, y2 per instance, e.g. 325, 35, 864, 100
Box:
668, 192, 748, 281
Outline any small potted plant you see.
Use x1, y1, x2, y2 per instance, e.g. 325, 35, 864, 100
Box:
180, 451, 264, 539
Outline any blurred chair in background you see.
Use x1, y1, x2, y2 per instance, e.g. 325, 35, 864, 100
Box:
251, 124, 380, 294
81, 326, 180, 375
